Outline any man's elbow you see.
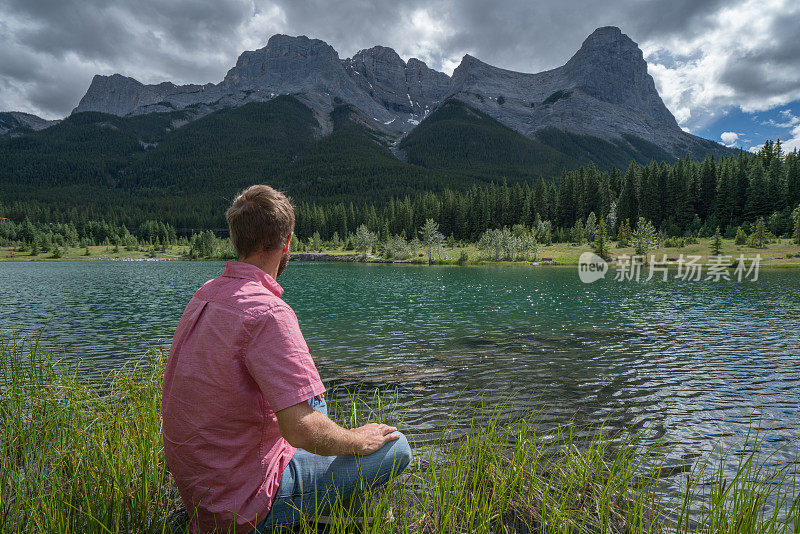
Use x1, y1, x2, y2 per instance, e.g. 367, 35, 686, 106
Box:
280, 425, 310, 449
276, 411, 316, 449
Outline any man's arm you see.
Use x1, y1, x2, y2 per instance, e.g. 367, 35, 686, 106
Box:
276, 401, 400, 456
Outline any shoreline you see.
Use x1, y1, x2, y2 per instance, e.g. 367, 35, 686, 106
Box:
3, 336, 799, 532
2, 238, 800, 268
3, 254, 800, 269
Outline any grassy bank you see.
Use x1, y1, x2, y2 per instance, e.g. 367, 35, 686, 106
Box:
0, 244, 187, 262
2, 237, 800, 267
1, 337, 799, 533
295, 238, 800, 268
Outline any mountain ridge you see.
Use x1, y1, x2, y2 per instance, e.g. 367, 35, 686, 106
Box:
0, 111, 60, 137
59, 27, 729, 159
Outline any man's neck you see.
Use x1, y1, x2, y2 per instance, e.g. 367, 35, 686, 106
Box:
239, 251, 280, 280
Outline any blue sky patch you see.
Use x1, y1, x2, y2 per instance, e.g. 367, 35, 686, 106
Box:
697, 100, 800, 153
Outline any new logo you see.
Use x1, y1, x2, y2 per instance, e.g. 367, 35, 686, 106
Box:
578, 252, 608, 283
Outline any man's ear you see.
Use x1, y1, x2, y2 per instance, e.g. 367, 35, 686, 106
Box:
282, 232, 293, 254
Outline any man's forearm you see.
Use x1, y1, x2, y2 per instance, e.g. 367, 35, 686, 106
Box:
276, 400, 399, 456
296, 410, 360, 455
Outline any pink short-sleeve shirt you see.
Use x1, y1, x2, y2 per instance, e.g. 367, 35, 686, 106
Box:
162, 261, 325, 534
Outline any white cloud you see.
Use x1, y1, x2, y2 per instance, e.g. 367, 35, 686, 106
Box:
2, 0, 800, 128
642, 0, 800, 131
777, 111, 800, 153
763, 110, 800, 129
720, 131, 740, 146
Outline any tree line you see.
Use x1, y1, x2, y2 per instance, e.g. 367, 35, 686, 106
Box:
2, 141, 799, 254
294, 141, 800, 243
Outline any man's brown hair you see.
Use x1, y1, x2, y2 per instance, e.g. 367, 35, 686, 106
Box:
226, 185, 295, 258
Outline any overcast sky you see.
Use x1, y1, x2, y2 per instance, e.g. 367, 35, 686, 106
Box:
2, 0, 799, 151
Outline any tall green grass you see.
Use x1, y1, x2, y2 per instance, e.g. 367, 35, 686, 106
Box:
1, 336, 798, 533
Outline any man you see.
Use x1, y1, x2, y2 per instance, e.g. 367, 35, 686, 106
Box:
162, 185, 411, 533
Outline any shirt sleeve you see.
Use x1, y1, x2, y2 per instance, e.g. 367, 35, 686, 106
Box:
244, 303, 325, 412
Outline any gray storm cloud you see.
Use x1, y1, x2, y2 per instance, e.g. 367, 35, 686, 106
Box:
1, 0, 799, 131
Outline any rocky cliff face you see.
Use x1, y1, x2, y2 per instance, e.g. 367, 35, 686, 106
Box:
0, 111, 60, 136
73, 34, 396, 132
446, 26, 698, 153
562, 26, 677, 127
343, 46, 449, 126
217, 34, 394, 128
69, 27, 725, 157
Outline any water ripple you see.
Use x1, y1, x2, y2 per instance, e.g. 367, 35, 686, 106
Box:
2, 261, 799, 495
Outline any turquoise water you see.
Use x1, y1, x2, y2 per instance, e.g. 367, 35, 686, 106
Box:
2, 260, 800, 478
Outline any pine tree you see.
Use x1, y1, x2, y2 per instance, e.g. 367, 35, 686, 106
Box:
380, 220, 390, 243
745, 160, 770, 220
571, 219, 585, 244
710, 227, 723, 256
581, 164, 601, 219
734, 152, 750, 222
735, 227, 748, 246
793, 208, 800, 245
532, 176, 547, 221
786, 152, 800, 209
767, 156, 787, 211
667, 164, 691, 232
618, 162, 639, 225
618, 219, 632, 247
749, 217, 768, 248
593, 219, 611, 261
585, 212, 597, 241
631, 218, 657, 256
714, 160, 736, 229
698, 155, 717, 220
606, 201, 618, 237
555, 172, 576, 228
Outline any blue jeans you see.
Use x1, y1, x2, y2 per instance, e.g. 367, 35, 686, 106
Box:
254, 396, 412, 532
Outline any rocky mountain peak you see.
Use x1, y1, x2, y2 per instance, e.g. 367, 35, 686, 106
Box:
563, 26, 643, 79
449, 54, 494, 90
561, 26, 676, 127
343, 46, 449, 119
222, 34, 341, 89
64, 27, 721, 157
351, 45, 405, 66
73, 74, 179, 116
443, 26, 692, 153
0, 111, 60, 136
266, 33, 338, 57
577, 26, 632, 50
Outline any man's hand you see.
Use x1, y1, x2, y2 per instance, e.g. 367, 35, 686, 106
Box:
276, 401, 399, 456
349, 423, 400, 455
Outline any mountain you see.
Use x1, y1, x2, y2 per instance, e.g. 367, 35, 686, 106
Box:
67, 26, 729, 160
342, 46, 450, 127
74, 35, 395, 133
71, 35, 452, 135
0, 27, 738, 227
445, 26, 727, 159
398, 99, 682, 177
0, 112, 59, 137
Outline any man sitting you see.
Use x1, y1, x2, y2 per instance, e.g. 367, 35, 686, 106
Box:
162, 185, 412, 533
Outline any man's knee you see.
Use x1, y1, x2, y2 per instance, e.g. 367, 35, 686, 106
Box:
386, 431, 412, 473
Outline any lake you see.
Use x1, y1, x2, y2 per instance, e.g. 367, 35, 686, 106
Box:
2, 260, 799, 484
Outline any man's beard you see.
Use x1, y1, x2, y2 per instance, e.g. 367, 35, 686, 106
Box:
277, 252, 290, 278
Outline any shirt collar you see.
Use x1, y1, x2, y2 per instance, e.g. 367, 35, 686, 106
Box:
222, 261, 284, 297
